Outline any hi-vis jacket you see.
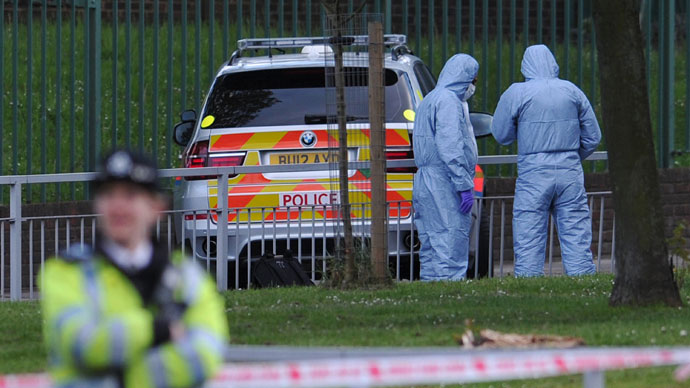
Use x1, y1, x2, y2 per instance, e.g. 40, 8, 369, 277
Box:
40, 246, 229, 388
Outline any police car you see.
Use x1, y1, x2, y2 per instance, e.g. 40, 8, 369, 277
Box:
172, 35, 492, 285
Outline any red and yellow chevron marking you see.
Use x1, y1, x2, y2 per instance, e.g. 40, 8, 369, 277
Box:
209, 132, 256, 151
388, 128, 412, 146
211, 203, 411, 223
210, 129, 331, 151
205, 126, 415, 222
208, 177, 412, 222
474, 165, 485, 196
209, 128, 411, 151
356, 128, 410, 147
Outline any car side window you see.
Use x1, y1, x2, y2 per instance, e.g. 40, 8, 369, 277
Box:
413, 62, 437, 97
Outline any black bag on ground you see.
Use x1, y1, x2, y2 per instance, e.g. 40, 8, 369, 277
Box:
251, 250, 314, 288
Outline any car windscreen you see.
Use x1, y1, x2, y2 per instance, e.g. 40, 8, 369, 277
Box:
201, 67, 414, 129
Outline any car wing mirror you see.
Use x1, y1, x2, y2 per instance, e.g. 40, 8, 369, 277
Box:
470, 112, 493, 138
180, 109, 197, 123
173, 121, 195, 147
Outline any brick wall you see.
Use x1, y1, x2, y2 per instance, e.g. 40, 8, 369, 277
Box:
483, 167, 690, 265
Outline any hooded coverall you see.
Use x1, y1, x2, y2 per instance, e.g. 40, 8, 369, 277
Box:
491, 45, 601, 276
413, 54, 479, 281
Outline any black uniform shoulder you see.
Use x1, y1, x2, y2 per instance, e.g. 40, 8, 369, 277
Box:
58, 244, 96, 263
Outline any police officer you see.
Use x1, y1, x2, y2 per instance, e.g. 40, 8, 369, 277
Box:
40, 149, 229, 388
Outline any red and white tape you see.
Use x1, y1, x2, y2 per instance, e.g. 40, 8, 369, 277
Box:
3, 347, 690, 388
0, 374, 51, 388
208, 348, 690, 388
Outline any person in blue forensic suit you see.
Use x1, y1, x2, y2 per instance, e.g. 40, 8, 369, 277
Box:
491, 44, 601, 277
413, 53, 479, 281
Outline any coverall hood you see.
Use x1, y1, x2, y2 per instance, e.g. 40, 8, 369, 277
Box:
521, 44, 559, 80
437, 54, 479, 99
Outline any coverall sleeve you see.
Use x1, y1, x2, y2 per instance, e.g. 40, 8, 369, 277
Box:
41, 260, 155, 371
576, 89, 602, 160
491, 85, 520, 145
435, 94, 474, 192
125, 264, 229, 388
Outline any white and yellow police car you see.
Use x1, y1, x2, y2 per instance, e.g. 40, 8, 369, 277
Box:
172, 35, 492, 286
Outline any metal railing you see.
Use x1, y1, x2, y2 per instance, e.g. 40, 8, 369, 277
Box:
3, 1, 690, 204
0, 153, 617, 301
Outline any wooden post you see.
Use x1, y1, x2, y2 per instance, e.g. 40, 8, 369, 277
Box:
368, 20, 388, 282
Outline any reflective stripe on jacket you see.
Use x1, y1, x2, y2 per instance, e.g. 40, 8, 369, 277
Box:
40, 249, 229, 388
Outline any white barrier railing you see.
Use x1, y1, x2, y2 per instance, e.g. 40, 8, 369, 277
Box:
1, 345, 690, 388
0, 189, 617, 299
0, 153, 610, 300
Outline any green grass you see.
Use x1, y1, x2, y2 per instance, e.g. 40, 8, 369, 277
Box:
3, 275, 690, 387
226, 275, 690, 348
2, 19, 690, 202
0, 301, 44, 374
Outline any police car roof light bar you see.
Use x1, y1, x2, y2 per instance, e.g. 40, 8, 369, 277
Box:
236, 34, 407, 54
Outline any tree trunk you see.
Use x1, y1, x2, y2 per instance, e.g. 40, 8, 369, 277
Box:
326, 5, 356, 284
592, 0, 682, 306
334, 37, 356, 283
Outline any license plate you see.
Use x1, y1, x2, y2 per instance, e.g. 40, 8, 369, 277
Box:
269, 151, 337, 165
279, 191, 340, 207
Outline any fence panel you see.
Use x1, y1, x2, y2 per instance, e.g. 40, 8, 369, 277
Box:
0, 159, 618, 300
1, 0, 687, 204
1, 194, 618, 299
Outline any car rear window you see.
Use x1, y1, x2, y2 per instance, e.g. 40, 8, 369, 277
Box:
201, 67, 414, 129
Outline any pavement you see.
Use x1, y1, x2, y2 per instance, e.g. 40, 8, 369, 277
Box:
492, 257, 615, 277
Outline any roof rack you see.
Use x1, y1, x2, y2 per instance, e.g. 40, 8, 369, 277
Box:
236, 34, 407, 55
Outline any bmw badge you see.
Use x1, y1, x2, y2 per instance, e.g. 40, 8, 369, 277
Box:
300, 131, 317, 148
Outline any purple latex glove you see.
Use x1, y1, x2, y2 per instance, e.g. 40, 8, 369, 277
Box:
459, 190, 474, 214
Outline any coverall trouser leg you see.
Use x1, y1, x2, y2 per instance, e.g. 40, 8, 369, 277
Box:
553, 166, 596, 275
414, 184, 471, 281
513, 162, 595, 277
512, 171, 553, 277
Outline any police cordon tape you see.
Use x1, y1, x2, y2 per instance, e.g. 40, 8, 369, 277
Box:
208, 347, 690, 387
3, 347, 690, 388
